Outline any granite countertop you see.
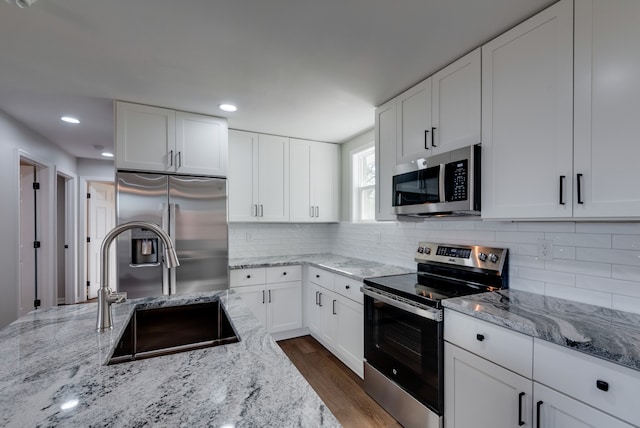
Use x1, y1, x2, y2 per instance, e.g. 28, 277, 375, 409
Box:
0, 291, 340, 427
442, 289, 640, 372
229, 253, 414, 281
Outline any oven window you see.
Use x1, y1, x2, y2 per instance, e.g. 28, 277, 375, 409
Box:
364, 297, 443, 414
392, 167, 440, 206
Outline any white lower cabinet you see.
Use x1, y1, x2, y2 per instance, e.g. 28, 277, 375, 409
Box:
444, 309, 639, 428
230, 266, 302, 340
305, 266, 364, 378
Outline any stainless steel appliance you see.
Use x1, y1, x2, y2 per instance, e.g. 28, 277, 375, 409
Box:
116, 172, 228, 298
362, 242, 508, 428
392, 145, 481, 217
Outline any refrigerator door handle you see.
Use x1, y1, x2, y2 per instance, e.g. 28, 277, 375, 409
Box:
169, 203, 177, 294
161, 203, 170, 295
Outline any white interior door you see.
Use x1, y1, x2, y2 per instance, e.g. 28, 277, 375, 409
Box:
87, 181, 115, 298
19, 164, 36, 317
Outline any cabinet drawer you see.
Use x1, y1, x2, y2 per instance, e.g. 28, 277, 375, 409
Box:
308, 266, 334, 290
230, 268, 266, 287
266, 265, 302, 283
534, 339, 640, 427
444, 309, 533, 377
334, 275, 363, 304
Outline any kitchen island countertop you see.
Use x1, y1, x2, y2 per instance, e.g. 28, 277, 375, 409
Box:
0, 291, 340, 427
229, 253, 414, 281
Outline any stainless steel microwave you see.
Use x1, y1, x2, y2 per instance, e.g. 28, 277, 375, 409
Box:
392, 145, 481, 217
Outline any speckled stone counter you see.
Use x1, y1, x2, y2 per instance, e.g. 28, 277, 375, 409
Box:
0, 291, 340, 427
229, 253, 414, 281
442, 290, 640, 372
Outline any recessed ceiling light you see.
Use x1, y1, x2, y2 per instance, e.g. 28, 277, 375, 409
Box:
101, 152, 114, 158
61, 116, 80, 124
219, 104, 237, 112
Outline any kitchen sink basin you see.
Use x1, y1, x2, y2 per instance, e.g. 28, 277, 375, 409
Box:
108, 299, 239, 365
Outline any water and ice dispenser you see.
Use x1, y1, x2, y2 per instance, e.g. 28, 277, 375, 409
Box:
130, 228, 161, 266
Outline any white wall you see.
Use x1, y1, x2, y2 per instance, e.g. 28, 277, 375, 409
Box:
339, 128, 374, 221
77, 158, 115, 180
0, 109, 77, 328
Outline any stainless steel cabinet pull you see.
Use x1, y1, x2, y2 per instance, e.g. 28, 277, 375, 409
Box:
315, 206, 319, 217
268, 289, 271, 303
424, 130, 430, 150
431, 126, 436, 147
577, 173, 584, 204
332, 299, 336, 315
260, 204, 264, 217
253, 204, 258, 217
518, 392, 525, 426
262, 290, 265, 304
318, 292, 323, 306
310, 206, 314, 217
559, 175, 566, 205
177, 151, 182, 168
315, 291, 319, 305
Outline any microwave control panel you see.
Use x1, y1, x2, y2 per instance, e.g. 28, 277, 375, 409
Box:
445, 159, 468, 201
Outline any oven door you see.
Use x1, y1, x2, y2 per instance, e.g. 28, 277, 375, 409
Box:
363, 291, 443, 415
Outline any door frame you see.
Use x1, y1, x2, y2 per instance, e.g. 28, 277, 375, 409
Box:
79, 175, 115, 302
56, 168, 78, 304
16, 149, 55, 311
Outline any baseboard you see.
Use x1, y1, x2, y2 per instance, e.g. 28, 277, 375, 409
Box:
272, 327, 310, 341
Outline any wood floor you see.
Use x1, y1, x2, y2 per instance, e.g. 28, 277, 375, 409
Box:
278, 335, 402, 428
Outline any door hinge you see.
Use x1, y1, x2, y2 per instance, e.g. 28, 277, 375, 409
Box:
32, 182, 40, 190
64, 244, 69, 249
86, 192, 91, 199
86, 281, 90, 287
33, 241, 41, 248
34, 299, 41, 307
86, 237, 91, 243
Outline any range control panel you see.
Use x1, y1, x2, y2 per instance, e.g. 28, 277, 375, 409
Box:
415, 242, 507, 274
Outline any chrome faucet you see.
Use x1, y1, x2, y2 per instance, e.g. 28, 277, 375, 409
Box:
96, 221, 180, 332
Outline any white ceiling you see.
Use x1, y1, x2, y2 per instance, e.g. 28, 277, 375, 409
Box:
0, 0, 555, 159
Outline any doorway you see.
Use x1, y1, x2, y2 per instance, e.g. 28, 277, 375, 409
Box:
86, 180, 116, 299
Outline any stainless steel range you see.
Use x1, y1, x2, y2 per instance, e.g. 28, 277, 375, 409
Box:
361, 242, 508, 428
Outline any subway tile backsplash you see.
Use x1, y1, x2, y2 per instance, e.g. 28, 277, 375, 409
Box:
229, 220, 640, 314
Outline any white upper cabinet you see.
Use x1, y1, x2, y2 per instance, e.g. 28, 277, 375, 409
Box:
573, 0, 640, 218
431, 48, 481, 154
290, 139, 340, 222
116, 101, 227, 176
481, 0, 574, 219
175, 112, 227, 176
375, 99, 397, 221
228, 130, 289, 222
396, 78, 433, 164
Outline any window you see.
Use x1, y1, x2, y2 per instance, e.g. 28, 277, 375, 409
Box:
352, 146, 375, 222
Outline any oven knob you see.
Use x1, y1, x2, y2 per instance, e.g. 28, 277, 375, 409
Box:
392, 368, 398, 376
489, 253, 499, 263
417, 246, 424, 254
424, 247, 431, 255
478, 252, 487, 262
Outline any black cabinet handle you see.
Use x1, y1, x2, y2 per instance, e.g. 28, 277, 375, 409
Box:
431, 126, 436, 147
332, 299, 337, 315
283, 271, 287, 276
345, 285, 350, 289
262, 290, 265, 304
596, 380, 609, 392
476, 334, 485, 342
559, 175, 566, 205
536, 401, 543, 428
315, 291, 319, 305
318, 292, 323, 307
268, 289, 271, 303
577, 173, 584, 204
316, 274, 320, 278
424, 130, 430, 150
246, 274, 251, 279
518, 392, 525, 426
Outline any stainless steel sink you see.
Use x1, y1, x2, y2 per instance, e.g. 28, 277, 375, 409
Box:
108, 299, 239, 365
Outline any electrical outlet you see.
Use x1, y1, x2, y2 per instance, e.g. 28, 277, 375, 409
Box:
246, 232, 252, 241
537, 239, 553, 260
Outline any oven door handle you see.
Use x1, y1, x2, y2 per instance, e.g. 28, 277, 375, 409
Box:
361, 288, 443, 322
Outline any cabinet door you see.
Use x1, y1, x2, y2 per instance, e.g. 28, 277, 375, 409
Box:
481, 0, 574, 219
396, 78, 432, 164
305, 281, 322, 335
335, 295, 364, 378
431, 48, 481, 154
266, 281, 302, 334
375, 99, 397, 221
289, 139, 313, 222
258, 134, 290, 222
234, 284, 267, 327
115, 101, 175, 173
574, 0, 640, 218
533, 383, 634, 428
319, 289, 338, 348
228, 130, 259, 222
445, 342, 532, 428
311, 141, 339, 222
175, 112, 227, 177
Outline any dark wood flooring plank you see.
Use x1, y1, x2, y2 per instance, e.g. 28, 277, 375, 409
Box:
278, 335, 402, 428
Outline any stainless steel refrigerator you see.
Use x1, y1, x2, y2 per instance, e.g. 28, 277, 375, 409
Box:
116, 172, 228, 298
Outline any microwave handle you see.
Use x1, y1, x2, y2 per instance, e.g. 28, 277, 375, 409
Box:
438, 164, 446, 203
